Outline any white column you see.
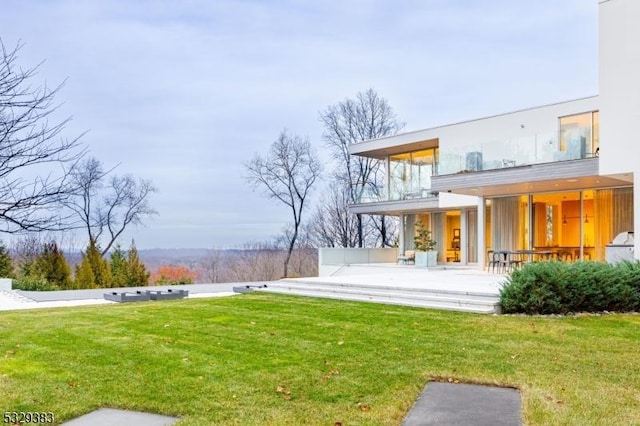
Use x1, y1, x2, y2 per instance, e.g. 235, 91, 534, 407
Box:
399, 214, 405, 254
460, 209, 468, 265
477, 197, 486, 269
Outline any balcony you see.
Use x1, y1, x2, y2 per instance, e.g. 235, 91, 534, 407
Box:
354, 125, 598, 205
438, 126, 597, 176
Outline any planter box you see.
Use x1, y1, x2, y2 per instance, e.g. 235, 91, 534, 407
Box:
233, 284, 268, 294
0, 278, 12, 291
103, 291, 151, 303
146, 289, 188, 300
415, 251, 438, 268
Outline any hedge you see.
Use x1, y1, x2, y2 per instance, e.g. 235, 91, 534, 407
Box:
499, 260, 640, 314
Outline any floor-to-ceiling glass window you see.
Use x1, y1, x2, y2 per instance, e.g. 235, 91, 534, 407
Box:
490, 197, 521, 251
389, 148, 438, 201
559, 111, 599, 159
593, 187, 634, 260
520, 187, 632, 261
389, 154, 410, 201
444, 211, 461, 262
485, 201, 492, 260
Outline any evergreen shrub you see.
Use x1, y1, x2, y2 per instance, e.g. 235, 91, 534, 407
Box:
499, 260, 640, 314
13, 275, 60, 292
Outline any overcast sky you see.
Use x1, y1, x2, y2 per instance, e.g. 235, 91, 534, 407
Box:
0, 0, 599, 249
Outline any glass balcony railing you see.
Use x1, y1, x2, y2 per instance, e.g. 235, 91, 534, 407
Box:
355, 125, 598, 204
438, 126, 597, 175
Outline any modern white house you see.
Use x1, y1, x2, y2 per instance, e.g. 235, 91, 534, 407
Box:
347, 0, 640, 269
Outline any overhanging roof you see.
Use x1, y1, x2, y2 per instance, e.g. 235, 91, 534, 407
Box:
349, 197, 439, 216
349, 137, 439, 160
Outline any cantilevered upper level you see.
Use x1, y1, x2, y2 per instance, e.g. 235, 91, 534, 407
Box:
347, 95, 630, 215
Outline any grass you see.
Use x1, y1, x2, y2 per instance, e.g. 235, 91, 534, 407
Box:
1, 293, 639, 425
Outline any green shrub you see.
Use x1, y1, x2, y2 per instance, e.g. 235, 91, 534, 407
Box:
12, 275, 60, 292
500, 261, 640, 314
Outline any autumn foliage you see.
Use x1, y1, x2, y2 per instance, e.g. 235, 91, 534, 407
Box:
151, 265, 196, 285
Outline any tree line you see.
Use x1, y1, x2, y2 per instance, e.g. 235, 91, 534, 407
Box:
0, 238, 149, 291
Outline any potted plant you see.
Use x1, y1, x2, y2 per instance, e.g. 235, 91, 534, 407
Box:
413, 221, 437, 267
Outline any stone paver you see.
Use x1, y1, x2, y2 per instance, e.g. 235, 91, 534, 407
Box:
61, 408, 178, 426
403, 382, 521, 426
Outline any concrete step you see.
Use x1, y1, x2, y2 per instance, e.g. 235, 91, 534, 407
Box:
258, 281, 500, 314
276, 279, 499, 299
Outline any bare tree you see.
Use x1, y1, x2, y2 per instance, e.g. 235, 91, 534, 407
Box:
0, 39, 85, 233
245, 130, 321, 277
319, 88, 404, 247
66, 157, 157, 256
226, 241, 284, 282
274, 223, 318, 277
310, 184, 360, 248
203, 249, 222, 283
370, 214, 399, 247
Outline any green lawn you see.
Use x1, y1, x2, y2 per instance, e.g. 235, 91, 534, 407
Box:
1, 293, 639, 425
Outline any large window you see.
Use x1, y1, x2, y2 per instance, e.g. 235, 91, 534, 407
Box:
487, 187, 633, 262
559, 111, 599, 159
389, 148, 438, 200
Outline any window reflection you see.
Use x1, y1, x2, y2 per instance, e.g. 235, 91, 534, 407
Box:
389, 148, 438, 200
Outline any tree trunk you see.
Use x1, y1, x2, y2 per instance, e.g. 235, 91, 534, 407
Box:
284, 225, 298, 278
381, 215, 387, 247
357, 213, 363, 248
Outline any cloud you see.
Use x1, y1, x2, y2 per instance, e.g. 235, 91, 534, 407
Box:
0, 0, 598, 248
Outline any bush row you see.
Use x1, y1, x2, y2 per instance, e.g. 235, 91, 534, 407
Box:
499, 260, 640, 314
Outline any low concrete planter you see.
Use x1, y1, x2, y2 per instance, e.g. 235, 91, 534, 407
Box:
104, 291, 151, 303
415, 251, 438, 267
146, 289, 189, 300
0, 278, 12, 291
233, 284, 267, 294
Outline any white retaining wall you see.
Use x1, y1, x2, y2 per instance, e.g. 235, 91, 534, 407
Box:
319, 248, 398, 276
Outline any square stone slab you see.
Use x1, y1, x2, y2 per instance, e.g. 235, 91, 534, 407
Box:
61, 408, 178, 425
403, 381, 521, 426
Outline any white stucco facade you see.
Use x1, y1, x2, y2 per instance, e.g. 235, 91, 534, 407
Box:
599, 0, 640, 258
347, 0, 640, 265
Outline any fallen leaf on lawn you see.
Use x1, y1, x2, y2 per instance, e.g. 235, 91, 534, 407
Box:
182, 357, 189, 362
284, 394, 292, 400
511, 354, 519, 360
164, 324, 170, 328
322, 369, 340, 382
335, 422, 343, 426
276, 385, 285, 393
250, 321, 256, 325
337, 340, 344, 345
358, 403, 371, 412
324, 360, 330, 365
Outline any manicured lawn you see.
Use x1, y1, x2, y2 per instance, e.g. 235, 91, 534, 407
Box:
1, 293, 639, 425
